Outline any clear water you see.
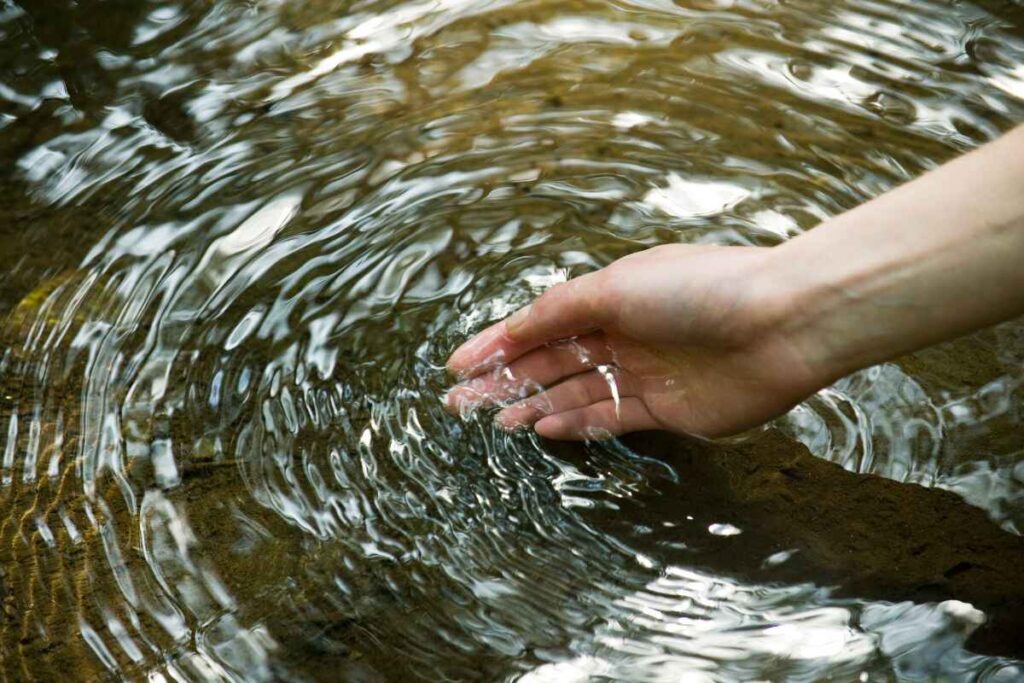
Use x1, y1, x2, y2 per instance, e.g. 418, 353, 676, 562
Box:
1, 0, 1023, 680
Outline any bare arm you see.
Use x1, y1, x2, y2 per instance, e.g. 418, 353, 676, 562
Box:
446, 126, 1024, 440
770, 124, 1024, 384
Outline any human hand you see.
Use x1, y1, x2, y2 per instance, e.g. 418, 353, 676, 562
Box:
447, 127, 1024, 441
445, 244, 825, 440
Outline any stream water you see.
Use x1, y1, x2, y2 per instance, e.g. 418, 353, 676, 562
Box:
1, 0, 1024, 680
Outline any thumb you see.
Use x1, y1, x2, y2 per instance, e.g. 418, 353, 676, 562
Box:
446, 270, 614, 379
504, 270, 612, 347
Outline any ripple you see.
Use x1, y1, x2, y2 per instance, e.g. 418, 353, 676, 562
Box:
0, 0, 1022, 679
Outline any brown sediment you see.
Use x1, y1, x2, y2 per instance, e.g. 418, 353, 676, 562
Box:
571, 428, 1024, 658
897, 323, 1023, 394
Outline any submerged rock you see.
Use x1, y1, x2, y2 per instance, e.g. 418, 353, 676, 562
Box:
566, 429, 1024, 659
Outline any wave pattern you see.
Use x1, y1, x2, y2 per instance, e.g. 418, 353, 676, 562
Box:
0, 0, 1023, 679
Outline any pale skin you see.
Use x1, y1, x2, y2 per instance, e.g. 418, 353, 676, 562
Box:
445, 125, 1024, 440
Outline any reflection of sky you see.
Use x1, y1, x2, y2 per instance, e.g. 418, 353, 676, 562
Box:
454, 18, 679, 91
714, 48, 969, 133
520, 565, 992, 682
270, 0, 520, 101
990, 64, 1024, 101
643, 174, 750, 218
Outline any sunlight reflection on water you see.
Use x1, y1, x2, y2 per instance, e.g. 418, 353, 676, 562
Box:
0, 0, 1022, 679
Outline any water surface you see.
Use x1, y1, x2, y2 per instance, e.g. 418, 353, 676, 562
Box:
1, 0, 1024, 680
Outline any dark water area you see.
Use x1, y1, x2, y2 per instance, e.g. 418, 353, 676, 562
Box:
1, 0, 1024, 680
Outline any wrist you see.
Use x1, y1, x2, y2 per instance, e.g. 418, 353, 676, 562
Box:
747, 238, 861, 388
746, 125, 1024, 392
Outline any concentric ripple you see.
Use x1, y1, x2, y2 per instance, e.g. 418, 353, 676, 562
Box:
1, 0, 1023, 680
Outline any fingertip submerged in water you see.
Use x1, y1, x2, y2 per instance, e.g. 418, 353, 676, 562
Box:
445, 318, 515, 379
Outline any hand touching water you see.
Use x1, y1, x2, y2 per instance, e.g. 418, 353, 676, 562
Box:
445, 244, 823, 440
446, 126, 1024, 440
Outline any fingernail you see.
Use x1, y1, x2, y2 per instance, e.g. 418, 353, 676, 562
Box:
443, 387, 470, 414
495, 408, 517, 429
446, 363, 471, 381
447, 326, 503, 378
533, 416, 556, 438
447, 340, 484, 379
505, 304, 532, 336
495, 414, 527, 433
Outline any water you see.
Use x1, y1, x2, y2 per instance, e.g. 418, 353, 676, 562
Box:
1, 0, 1023, 679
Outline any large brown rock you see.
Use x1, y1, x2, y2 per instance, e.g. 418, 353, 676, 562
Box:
570, 429, 1024, 658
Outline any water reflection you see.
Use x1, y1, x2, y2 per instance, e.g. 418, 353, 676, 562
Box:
1, 0, 1023, 679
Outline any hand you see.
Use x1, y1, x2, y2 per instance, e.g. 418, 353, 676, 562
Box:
447, 126, 1024, 441
445, 244, 825, 440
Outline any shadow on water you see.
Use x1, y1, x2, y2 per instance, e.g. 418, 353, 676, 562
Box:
570, 430, 1024, 658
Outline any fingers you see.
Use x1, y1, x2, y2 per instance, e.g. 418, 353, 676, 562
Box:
534, 397, 660, 441
447, 271, 612, 378
445, 318, 533, 380
494, 367, 638, 429
505, 271, 611, 345
445, 335, 615, 413
446, 345, 659, 440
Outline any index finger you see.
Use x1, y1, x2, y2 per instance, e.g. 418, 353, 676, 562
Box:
447, 271, 612, 379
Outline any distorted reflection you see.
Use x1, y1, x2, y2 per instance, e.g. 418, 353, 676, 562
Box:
0, 0, 1022, 680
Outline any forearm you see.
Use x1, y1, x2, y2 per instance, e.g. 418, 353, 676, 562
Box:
766, 125, 1024, 382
